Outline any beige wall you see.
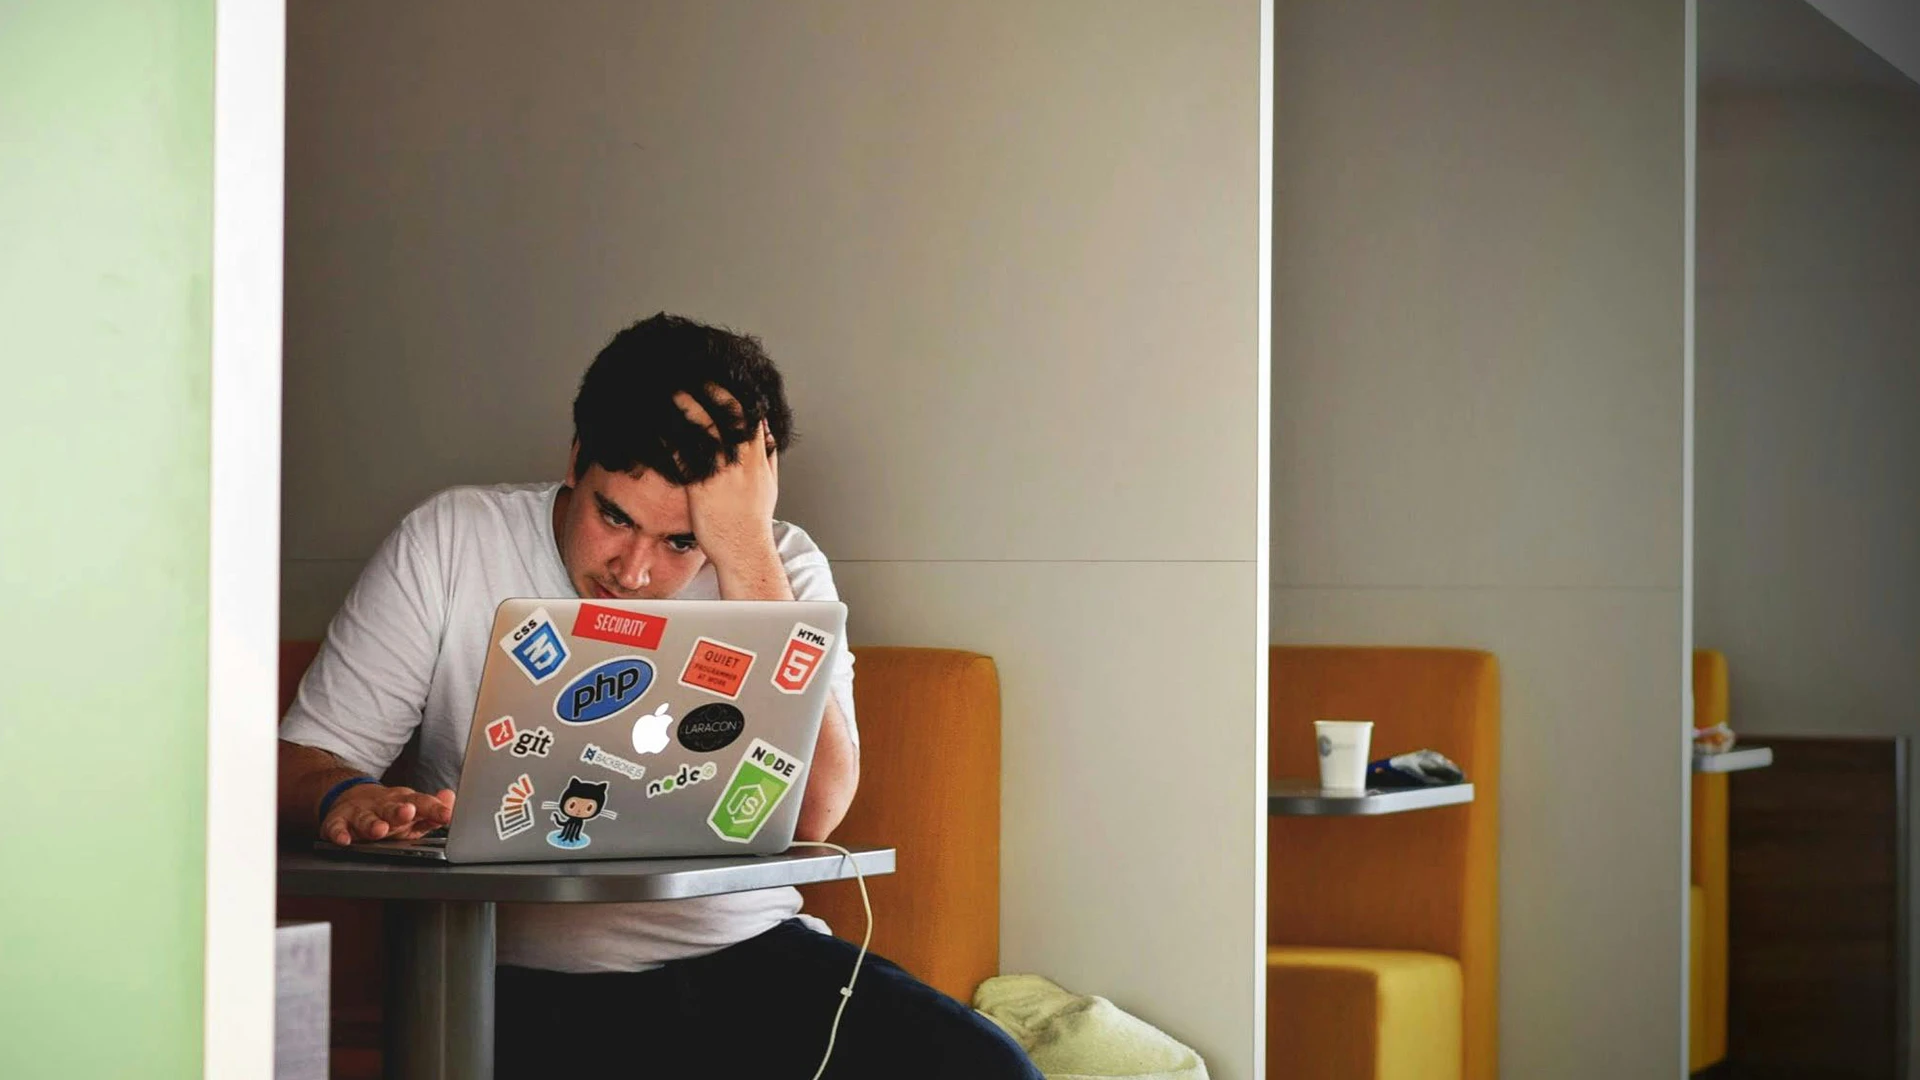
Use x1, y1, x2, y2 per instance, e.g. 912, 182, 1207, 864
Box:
1696, 81, 1920, 1079
285, 1, 1266, 1073
1272, 1, 1689, 1075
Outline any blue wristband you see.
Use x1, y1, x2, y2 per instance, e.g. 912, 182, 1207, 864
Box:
317, 775, 379, 823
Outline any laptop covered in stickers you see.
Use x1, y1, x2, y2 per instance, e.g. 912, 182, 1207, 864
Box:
322, 597, 847, 864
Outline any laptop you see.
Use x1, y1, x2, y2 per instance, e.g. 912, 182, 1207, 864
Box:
321, 597, 848, 864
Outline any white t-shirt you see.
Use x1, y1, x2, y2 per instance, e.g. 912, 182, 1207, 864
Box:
280, 481, 857, 972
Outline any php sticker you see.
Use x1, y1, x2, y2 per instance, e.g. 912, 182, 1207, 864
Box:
678, 638, 756, 700
494, 774, 537, 840
498, 607, 570, 685
580, 742, 647, 782
485, 715, 518, 751
542, 775, 617, 851
772, 622, 834, 695
645, 761, 718, 799
677, 702, 745, 753
707, 738, 805, 844
554, 656, 655, 725
571, 604, 668, 650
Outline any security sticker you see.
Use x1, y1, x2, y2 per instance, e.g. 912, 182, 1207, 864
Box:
485, 715, 518, 751
678, 638, 756, 700
707, 738, 806, 844
554, 656, 656, 725
677, 702, 745, 753
542, 776, 618, 851
572, 604, 668, 650
580, 742, 647, 782
645, 761, 718, 799
509, 725, 554, 758
771, 623, 834, 695
494, 773, 537, 840
499, 607, 570, 685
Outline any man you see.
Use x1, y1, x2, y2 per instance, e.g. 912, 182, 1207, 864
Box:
277, 314, 1039, 1077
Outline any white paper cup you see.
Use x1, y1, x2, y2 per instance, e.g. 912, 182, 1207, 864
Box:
1315, 720, 1374, 793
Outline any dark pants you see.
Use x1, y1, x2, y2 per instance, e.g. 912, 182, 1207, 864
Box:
496, 919, 1042, 1079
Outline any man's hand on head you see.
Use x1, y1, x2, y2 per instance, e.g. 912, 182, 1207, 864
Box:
673, 388, 792, 600
320, 783, 456, 846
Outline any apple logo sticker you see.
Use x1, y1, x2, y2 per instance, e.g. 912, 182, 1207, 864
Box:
631, 702, 675, 755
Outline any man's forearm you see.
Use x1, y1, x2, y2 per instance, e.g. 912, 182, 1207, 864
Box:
278, 739, 369, 835
711, 541, 796, 602
795, 698, 859, 842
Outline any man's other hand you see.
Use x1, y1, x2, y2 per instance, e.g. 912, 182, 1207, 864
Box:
320, 783, 456, 846
674, 387, 781, 574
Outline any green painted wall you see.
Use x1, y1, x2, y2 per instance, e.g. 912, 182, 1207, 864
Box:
0, 2, 215, 1076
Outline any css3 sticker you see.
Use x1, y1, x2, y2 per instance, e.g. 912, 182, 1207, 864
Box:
554, 657, 655, 725
499, 607, 570, 685
707, 738, 805, 844
772, 623, 834, 694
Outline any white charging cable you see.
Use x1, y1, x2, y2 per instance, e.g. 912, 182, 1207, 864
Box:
786, 841, 873, 1080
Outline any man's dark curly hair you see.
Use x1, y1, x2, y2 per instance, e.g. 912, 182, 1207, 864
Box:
570, 313, 794, 486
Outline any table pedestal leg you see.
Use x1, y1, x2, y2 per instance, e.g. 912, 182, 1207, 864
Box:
385, 900, 495, 1080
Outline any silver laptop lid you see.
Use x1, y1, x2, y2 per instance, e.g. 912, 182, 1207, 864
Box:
445, 598, 847, 864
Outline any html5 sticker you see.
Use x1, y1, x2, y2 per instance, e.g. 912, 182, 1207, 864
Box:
771, 623, 835, 695
678, 637, 756, 700
499, 607, 570, 685
571, 604, 668, 650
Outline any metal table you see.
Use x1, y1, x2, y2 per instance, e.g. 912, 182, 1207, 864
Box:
1269, 780, 1475, 816
1693, 746, 1773, 773
279, 845, 895, 1080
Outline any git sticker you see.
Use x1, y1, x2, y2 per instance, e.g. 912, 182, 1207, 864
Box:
499, 607, 570, 685
572, 604, 668, 650
494, 774, 536, 840
772, 623, 834, 695
708, 738, 805, 844
485, 716, 518, 751
678, 638, 756, 700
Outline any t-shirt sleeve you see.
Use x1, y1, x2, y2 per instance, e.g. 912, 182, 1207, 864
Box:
783, 541, 859, 750
279, 508, 448, 777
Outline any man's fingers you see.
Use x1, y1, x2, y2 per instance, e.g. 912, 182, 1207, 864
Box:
673, 390, 720, 439
324, 819, 354, 846
354, 810, 391, 840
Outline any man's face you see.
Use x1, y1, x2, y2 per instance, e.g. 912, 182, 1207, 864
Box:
554, 454, 707, 601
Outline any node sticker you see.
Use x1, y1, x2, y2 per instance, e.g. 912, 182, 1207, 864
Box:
645, 761, 718, 799
707, 738, 806, 844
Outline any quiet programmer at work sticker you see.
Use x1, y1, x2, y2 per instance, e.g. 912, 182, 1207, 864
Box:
707, 738, 806, 844
678, 638, 756, 700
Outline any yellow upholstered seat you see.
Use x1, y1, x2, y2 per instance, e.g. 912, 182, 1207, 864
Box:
1269, 948, 1463, 1080
1268, 647, 1499, 1080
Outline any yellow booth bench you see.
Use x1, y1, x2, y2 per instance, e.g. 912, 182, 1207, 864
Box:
1268, 647, 1500, 1080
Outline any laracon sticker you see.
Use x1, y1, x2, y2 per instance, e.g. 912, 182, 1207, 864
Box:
485, 715, 518, 751
772, 622, 835, 695
571, 604, 668, 650
707, 738, 805, 844
542, 775, 617, 851
509, 725, 554, 758
677, 703, 745, 753
498, 607, 570, 685
554, 656, 656, 725
645, 761, 718, 799
580, 742, 647, 782
678, 638, 756, 700
494, 774, 537, 840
